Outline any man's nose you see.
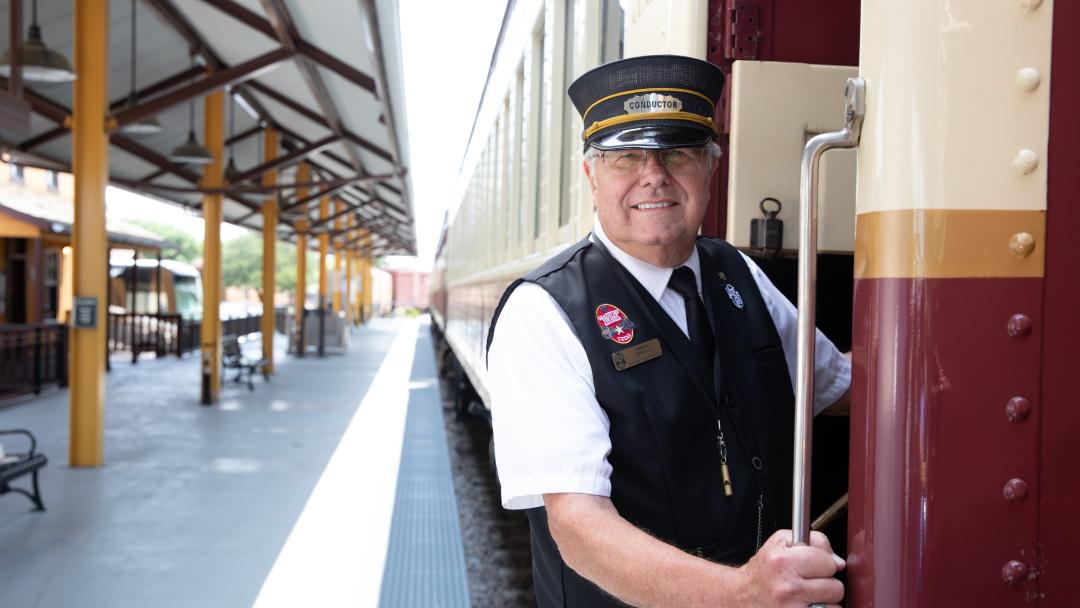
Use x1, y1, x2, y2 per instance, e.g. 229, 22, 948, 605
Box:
637, 151, 671, 186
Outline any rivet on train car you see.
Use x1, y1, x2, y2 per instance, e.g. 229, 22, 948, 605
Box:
1007, 314, 1032, 338
1015, 68, 1041, 92
1002, 478, 1030, 502
1019, 0, 1043, 11
1006, 396, 1032, 423
1002, 560, 1029, 586
1009, 232, 1036, 258
1012, 149, 1039, 175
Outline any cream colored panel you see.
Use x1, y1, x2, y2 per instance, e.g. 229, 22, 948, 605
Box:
857, 0, 1053, 213
727, 60, 858, 252
622, 0, 707, 59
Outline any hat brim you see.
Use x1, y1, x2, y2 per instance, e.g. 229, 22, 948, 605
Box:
587, 123, 714, 151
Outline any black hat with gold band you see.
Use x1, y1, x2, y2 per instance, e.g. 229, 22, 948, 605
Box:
568, 54, 725, 151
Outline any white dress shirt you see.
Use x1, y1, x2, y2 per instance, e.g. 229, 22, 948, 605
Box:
488, 216, 851, 510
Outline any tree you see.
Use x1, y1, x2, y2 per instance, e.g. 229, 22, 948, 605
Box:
129, 220, 202, 264
222, 233, 263, 291
220, 232, 322, 296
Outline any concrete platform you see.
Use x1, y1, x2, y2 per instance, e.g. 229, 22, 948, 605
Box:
0, 316, 469, 608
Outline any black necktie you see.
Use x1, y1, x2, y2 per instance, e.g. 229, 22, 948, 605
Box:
667, 266, 715, 360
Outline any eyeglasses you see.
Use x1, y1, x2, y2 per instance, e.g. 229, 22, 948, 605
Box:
598, 147, 709, 175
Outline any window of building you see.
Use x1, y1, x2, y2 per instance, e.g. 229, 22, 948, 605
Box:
9, 163, 24, 183
47, 170, 59, 192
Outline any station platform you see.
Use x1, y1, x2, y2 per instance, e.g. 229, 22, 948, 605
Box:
0, 317, 470, 608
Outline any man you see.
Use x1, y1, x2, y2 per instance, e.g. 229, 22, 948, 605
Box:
486, 55, 849, 607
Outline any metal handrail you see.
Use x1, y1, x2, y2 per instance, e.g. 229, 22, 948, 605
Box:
792, 77, 865, 547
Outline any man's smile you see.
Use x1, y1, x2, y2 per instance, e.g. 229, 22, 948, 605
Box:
631, 201, 678, 210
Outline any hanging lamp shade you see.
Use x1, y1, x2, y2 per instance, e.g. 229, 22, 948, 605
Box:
170, 129, 214, 165
119, 109, 164, 135
0, 23, 76, 83
224, 156, 243, 182
118, 0, 162, 135
119, 95, 164, 135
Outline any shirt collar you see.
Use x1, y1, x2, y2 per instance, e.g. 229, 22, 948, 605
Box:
591, 213, 701, 302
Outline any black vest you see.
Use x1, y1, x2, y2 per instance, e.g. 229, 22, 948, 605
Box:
487, 236, 795, 607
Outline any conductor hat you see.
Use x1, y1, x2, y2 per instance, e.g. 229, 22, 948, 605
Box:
568, 54, 725, 151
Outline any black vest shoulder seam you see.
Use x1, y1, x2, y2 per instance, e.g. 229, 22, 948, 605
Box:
485, 237, 593, 364
523, 237, 593, 282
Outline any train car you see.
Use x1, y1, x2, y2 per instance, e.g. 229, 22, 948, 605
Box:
432, 0, 1078, 604
108, 258, 203, 319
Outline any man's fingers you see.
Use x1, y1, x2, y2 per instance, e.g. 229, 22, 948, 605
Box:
809, 530, 833, 554
808, 531, 845, 570
785, 546, 840, 579
799, 576, 845, 606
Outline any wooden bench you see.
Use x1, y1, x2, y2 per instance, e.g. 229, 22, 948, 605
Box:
0, 429, 47, 511
222, 335, 270, 391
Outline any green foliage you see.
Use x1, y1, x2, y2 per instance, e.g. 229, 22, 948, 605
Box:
129, 220, 202, 264
220, 232, 324, 296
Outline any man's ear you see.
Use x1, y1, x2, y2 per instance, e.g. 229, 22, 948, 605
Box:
582, 159, 598, 198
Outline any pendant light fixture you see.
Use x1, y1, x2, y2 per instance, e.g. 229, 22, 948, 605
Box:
0, 0, 76, 83
119, 0, 162, 135
223, 92, 243, 182
169, 57, 214, 165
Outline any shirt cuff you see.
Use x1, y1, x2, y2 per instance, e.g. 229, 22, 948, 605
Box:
500, 471, 612, 510
814, 351, 851, 415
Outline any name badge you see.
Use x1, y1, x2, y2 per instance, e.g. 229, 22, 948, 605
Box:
612, 338, 662, 371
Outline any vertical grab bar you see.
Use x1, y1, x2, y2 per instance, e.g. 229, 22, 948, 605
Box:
793, 77, 865, 547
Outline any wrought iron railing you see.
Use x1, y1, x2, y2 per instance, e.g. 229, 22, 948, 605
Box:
107, 312, 263, 363
0, 324, 68, 400
107, 313, 200, 362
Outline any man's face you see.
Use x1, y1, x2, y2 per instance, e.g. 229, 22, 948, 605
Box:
584, 146, 715, 265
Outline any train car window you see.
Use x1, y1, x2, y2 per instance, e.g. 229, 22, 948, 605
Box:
516, 65, 527, 247
558, 0, 579, 228
600, 0, 624, 63
533, 20, 548, 241
488, 129, 498, 265
501, 98, 511, 261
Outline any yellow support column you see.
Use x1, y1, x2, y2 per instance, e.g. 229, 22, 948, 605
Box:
332, 200, 343, 313
294, 162, 310, 351
260, 129, 279, 372
318, 195, 329, 310
70, 0, 109, 467
362, 231, 373, 322
344, 215, 353, 324
200, 91, 225, 405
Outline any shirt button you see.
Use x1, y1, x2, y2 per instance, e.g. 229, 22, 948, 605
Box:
751, 456, 763, 470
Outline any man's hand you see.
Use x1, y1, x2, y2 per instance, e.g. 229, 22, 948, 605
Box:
733, 529, 846, 607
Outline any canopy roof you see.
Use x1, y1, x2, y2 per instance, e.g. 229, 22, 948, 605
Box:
0, 0, 414, 257
0, 178, 171, 250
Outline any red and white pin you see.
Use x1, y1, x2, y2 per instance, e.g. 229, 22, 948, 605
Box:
595, 303, 636, 344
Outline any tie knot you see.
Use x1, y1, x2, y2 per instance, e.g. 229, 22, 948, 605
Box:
667, 266, 699, 301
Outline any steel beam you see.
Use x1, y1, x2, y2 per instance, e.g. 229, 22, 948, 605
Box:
228, 134, 339, 185
111, 47, 294, 129
259, 0, 364, 172
198, 0, 377, 93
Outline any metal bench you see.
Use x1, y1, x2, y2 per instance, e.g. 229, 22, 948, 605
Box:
0, 429, 47, 511
222, 335, 270, 391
